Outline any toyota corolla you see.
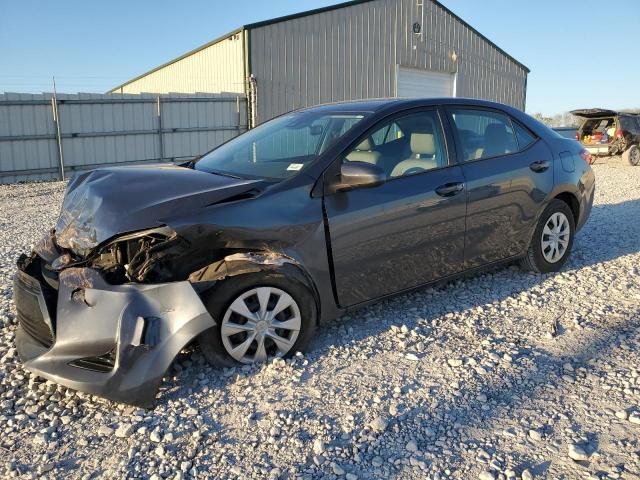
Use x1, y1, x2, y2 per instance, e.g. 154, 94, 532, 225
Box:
14, 98, 595, 406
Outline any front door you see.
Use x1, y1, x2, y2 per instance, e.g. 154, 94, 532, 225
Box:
324, 108, 467, 307
445, 107, 555, 268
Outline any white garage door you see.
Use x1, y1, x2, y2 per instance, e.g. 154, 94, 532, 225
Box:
397, 66, 455, 98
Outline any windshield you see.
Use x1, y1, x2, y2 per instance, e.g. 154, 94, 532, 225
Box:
195, 110, 367, 180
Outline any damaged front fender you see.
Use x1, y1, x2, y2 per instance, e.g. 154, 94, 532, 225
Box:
16, 267, 216, 408
188, 251, 322, 323
189, 251, 297, 283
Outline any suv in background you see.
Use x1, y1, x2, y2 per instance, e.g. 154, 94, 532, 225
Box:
572, 109, 640, 165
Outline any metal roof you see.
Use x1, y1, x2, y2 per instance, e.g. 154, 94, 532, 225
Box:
244, 0, 529, 72
109, 0, 529, 93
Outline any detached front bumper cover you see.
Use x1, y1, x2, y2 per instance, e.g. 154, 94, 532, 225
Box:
15, 266, 215, 407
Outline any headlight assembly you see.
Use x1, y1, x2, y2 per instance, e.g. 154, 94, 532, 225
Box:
90, 226, 182, 284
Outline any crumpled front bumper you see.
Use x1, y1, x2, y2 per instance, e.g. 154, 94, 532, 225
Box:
14, 266, 215, 407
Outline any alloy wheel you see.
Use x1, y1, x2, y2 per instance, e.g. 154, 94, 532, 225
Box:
541, 212, 570, 263
220, 286, 301, 364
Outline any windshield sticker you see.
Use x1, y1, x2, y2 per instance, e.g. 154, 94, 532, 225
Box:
287, 163, 304, 171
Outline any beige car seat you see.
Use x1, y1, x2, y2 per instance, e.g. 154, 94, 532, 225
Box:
472, 123, 514, 160
345, 138, 382, 165
390, 133, 439, 177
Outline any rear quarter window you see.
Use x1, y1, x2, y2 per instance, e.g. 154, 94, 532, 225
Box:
513, 122, 537, 149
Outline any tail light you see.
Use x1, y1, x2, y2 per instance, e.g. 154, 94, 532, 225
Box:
615, 129, 623, 139
575, 131, 580, 141
579, 148, 593, 165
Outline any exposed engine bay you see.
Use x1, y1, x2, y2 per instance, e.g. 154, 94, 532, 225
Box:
61, 226, 186, 284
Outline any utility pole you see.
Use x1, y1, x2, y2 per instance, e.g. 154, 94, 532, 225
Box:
52, 76, 65, 180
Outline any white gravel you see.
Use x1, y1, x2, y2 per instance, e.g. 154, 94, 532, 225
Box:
1, 159, 639, 479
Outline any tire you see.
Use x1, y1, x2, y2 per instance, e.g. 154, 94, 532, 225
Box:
198, 271, 317, 367
520, 199, 576, 273
623, 145, 639, 166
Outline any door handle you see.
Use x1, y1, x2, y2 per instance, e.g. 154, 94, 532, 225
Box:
435, 182, 465, 197
529, 160, 550, 173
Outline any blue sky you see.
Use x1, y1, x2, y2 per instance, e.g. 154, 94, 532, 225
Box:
1, 0, 638, 115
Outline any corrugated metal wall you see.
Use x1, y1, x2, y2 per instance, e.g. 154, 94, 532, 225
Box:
111, 32, 246, 95
249, 0, 527, 123
0, 92, 247, 184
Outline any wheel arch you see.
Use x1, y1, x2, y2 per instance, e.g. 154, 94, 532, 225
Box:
523, 188, 580, 255
188, 251, 322, 326
553, 190, 580, 223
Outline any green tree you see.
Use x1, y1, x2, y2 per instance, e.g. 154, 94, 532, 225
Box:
531, 113, 553, 127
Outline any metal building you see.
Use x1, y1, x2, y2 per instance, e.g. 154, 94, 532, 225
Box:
109, 0, 529, 125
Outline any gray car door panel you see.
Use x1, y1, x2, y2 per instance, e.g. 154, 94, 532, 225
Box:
324, 108, 467, 307
325, 167, 467, 306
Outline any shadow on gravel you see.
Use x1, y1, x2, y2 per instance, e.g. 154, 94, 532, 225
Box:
568, 198, 640, 268
399, 310, 637, 477
274, 307, 639, 479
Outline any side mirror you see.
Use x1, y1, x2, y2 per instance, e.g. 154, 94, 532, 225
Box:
335, 161, 387, 191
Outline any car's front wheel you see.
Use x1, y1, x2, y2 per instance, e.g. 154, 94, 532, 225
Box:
623, 145, 639, 166
199, 272, 317, 367
520, 199, 576, 273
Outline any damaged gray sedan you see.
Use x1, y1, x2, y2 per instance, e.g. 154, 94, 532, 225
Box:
14, 98, 595, 407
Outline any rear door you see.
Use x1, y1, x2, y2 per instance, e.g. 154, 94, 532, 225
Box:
324, 108, 467, 307
445, 107, 554, 268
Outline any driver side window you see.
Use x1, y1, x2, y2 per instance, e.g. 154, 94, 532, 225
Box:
344, 110, 448, 179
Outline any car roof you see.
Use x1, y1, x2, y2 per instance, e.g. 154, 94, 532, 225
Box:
299, 97, 518, 114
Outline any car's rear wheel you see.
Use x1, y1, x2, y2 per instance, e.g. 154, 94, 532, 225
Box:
198, 272, 317, 367
520, 199, 575, 273
623, 145, 639, 166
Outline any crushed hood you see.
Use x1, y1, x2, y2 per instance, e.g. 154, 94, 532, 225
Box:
55, 164, 261, 252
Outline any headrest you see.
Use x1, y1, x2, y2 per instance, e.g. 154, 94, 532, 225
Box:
345, 150, 381, 164
485, 123, 508, 142
410, 133, 435, 155
355, 138, 373, 151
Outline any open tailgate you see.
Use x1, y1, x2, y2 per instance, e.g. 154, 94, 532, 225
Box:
571, 108, 618, 118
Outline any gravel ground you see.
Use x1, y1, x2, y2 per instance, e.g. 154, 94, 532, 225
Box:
0, 159, 639, 480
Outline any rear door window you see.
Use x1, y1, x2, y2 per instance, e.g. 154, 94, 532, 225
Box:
448, 109, 519, 161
